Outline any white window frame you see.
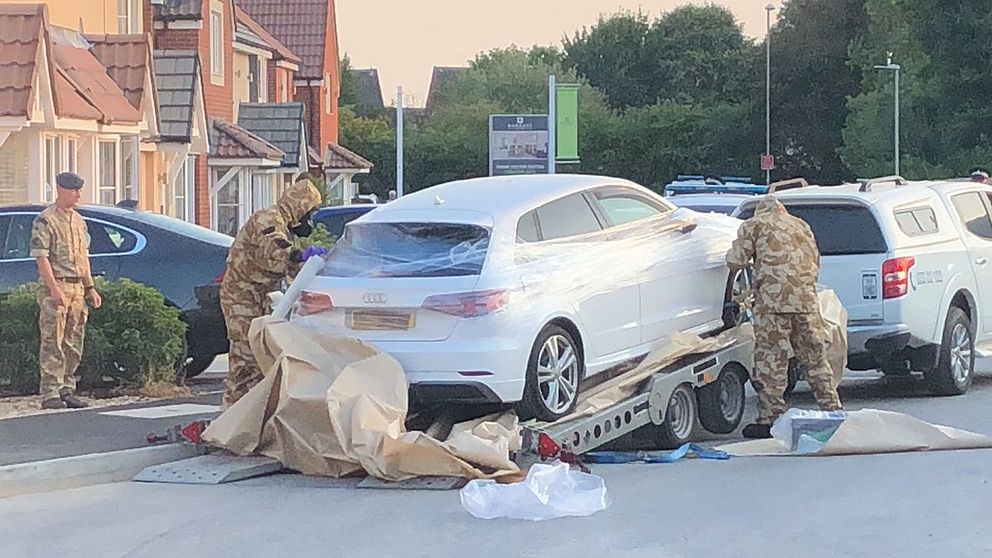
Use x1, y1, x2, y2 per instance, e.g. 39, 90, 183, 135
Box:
98, 139, 120, 206
210, 8, 224, 83
212, 168, 249, 236
120, 135, 139, 202
117, 0, 141, 33
66, 137, 77, 174
43, 134, 63, 204
172, 156, 195, 222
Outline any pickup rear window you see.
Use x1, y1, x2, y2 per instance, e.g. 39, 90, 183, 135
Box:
737, 203, 888, 255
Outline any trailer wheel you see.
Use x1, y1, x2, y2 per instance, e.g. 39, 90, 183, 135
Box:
698, 364, 746, 434
650, 384, 697, 450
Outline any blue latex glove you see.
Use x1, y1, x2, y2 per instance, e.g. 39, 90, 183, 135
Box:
300, 245, 330, 261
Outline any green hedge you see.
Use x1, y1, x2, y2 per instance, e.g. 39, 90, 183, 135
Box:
0, 278, 188, 395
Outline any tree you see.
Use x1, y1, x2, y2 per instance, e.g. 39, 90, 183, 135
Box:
764, 0, 868, 183
563, 11, 654, 109
339, 106, 395, 198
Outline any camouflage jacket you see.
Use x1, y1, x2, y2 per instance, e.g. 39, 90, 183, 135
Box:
223, 179, 322, 291
726, 196, 820, 314
30, 205, 90, 279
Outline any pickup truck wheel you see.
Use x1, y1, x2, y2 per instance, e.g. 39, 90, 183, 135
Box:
722, 268, 753, 328
924, 307, 974, 396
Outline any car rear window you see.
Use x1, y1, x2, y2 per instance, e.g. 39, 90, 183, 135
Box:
122, 212, 233, 247
322, 223, 491, 278
738, 203, 887, 255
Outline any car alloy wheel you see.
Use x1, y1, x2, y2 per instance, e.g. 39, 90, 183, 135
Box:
536, 334, 580, 415
950, 322, 972, 384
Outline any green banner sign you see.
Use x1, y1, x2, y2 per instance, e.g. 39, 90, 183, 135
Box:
556, 84, 579, 162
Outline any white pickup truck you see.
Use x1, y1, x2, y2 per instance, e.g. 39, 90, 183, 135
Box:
735, 177, 992, 395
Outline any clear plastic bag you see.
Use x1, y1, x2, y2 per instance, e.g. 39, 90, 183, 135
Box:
771, 408, 848, 454
460, 461, 610, 521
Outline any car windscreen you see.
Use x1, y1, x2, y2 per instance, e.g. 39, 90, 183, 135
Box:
120, 212, 233, 246
321, 222, 491, 278
737, 203, 887, 255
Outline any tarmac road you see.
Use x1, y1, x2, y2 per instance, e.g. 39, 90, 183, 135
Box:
2, 368, 991, 558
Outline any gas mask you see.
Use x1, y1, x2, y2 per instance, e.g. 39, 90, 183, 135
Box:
290, 209, 315, 238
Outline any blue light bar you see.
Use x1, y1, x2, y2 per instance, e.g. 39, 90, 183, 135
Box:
664, 182, 768, 196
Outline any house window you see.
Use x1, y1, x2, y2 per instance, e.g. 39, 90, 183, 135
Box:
210, 9, 224, 80
117, 0, 140, 33
251, 173, 273, 211
43, 135, 62, 203
214, 169, 241, 236
121, 136, 138, 202
98, 141, 118, 205
248, 55, 261, 103
280, 71, 290, 102
66, 137, 77, 173
173, 156, 194, 221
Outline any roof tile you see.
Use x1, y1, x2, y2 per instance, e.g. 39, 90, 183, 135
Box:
236, 102, 305, 167
234, 6, 300, 63
236, 0, 328, 78
325, 143, 373, 171
211, 118, 285, 160
154, 0, 202, 21
86, 34, 151, 111
51, 44, 142, 123
153, 50, 200, 141
0, 4, 45, 118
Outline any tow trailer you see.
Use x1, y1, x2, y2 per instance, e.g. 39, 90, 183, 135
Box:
516, 337, 753, 465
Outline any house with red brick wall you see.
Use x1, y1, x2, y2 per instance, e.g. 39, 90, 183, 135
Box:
0, 4, 157, 209
147, 0, 308, 234
235, 0, 341, 157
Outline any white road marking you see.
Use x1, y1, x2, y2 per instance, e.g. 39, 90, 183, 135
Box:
101, 404, 220, 419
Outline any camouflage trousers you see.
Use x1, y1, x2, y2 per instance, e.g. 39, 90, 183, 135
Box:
37, 281, 88, 400
753, 312, 843, 425
220, 283, 269, 408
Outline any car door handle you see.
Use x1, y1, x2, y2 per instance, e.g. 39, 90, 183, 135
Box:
977, 258, 988, 266
92, 270, 107, 277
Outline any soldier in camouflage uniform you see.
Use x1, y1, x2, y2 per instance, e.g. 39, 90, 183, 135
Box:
727, 196, 842, 439
220, 178, 323, 407
30, 173, 103, 410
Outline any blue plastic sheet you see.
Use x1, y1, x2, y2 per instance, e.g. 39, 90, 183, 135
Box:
583, 444, 730, 464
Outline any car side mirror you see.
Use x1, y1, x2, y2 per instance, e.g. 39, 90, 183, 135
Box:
679, 222, 698, 234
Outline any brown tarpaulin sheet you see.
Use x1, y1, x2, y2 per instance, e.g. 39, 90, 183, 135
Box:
717, 409, 992, 456
202, 316, 521, 480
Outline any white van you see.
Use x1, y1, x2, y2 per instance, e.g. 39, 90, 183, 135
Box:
735, 177, 992, 395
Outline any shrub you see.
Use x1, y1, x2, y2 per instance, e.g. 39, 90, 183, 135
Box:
0, 278, 188, 395
296, 222, 337, 252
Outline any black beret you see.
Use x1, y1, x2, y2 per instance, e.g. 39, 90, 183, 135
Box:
56, 172, 84, 190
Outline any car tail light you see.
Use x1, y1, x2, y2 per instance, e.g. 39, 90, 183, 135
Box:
298, 291, 333, 316
214, 271, 225, 284
882, 257, 915, 299
421, 290, 509, 318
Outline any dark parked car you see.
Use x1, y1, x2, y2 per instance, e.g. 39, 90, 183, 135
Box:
313, 205, 376, 239
0, 205, 231, 377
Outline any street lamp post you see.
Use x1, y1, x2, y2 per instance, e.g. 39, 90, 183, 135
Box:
765, 3, 775, 187
875, 53, 901, 176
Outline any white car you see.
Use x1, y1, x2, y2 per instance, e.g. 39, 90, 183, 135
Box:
668, 193, 754, 216
735, 176, 992, 395
295, 175, 744, 420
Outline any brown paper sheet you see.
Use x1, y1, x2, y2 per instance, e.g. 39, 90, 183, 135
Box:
203, 316, 520, 480
717, 409, 992, 456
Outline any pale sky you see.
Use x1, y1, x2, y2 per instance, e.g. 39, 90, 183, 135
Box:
336, 0, 778, 107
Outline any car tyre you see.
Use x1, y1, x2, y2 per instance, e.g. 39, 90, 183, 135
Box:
722, 267, 753, 329
649, 384, 698, 450
518, 325, 582, 422
924, 307, 974, 396
698, 364, 746, 434
182, 355, 216, 378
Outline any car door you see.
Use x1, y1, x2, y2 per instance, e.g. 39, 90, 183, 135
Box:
949, 191, 992, 335
84, 218, 140, 281
588, 186, 722, 344
526, 192, 641, 361
0, 214, 45, 292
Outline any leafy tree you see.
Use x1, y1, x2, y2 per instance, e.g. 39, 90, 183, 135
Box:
563, 11, 654, 109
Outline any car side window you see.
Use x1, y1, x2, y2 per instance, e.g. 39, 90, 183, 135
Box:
85, 220, 138, 255
2, 215, 34, 260
951, 193, 992, 240
534, 193, 603, 241
894, 207, 939, 237
592, 188, 670, 227
515, 211, 540, 243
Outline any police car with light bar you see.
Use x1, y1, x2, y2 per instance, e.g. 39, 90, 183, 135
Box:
662, 175, 767, 216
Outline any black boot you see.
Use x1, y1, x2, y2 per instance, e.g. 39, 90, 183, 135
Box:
742, 423, 773, 439
60, 389, 89, 409
41, 397, 67, 410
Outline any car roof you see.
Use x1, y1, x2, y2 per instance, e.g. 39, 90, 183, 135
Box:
315, 205, 375, 215
668, 193, 752, 206
365, 174, 647, 221
738, 179, 981, 211
1, 204, 144, 216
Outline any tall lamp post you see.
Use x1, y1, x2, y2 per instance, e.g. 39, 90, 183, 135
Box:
764, 3, 775, 186
874, 53, 901, 176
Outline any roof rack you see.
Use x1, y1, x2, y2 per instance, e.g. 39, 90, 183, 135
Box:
768, 178, 809, 194
858, 175, 907, 192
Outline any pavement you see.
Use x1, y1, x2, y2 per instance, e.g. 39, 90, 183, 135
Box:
0, 359, 225, 466
2, 366, 992, 557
